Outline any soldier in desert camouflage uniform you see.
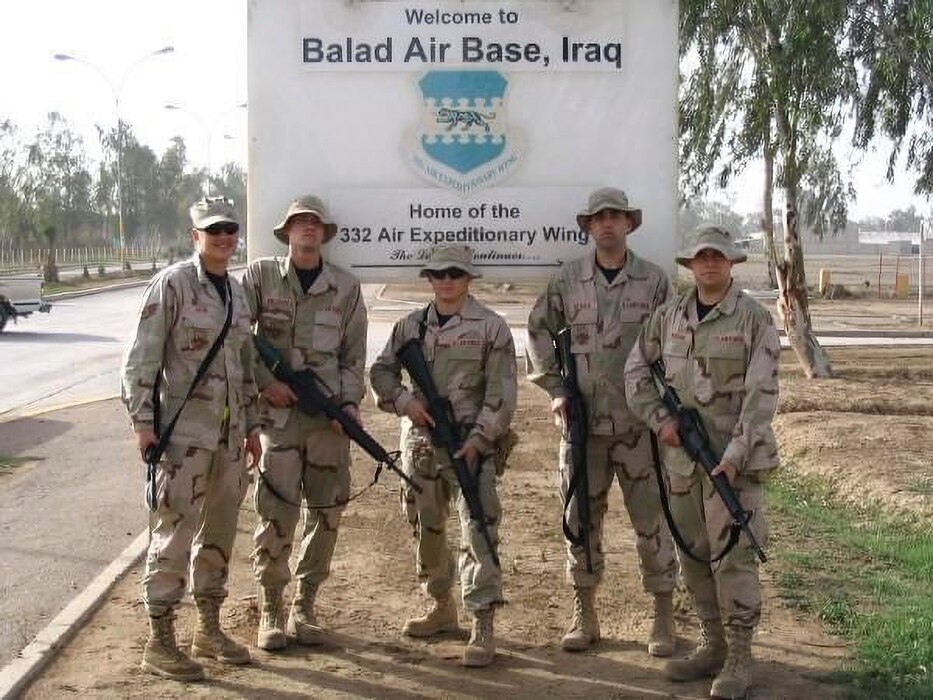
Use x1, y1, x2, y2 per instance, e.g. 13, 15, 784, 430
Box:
121, 197, 262, 681
526, 187, 678, 655
242, 195, 367, 651
625, 225, 780, 700
370, 245, 517, 668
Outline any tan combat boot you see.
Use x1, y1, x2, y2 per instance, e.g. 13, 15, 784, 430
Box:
402, 591, 459, 638
462, 608, 496, 667
141, 613, 205, 682
710, 626, 754, 699
286, 579, 325, 645
664, 618, 727, 682
561, 586, 600, 652
191, 596, 251, 664
257, 586, 287, 651
647, 591, 676, 657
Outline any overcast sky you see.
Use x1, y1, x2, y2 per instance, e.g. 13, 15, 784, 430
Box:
0, 0, 927, 220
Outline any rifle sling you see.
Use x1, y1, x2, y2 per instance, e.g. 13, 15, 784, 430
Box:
255, 463, 380, 510
150, 279, 233, 463
649, 432, 741, 565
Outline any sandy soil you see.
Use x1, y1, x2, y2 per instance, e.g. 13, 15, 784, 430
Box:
22, 368, 885, 700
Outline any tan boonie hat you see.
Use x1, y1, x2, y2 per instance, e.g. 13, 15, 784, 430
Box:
676, 224, 748, 267
273, 195, 338, 244
576, 187, 643, 232
189, 197, 239, 230
419, 245, 483, 279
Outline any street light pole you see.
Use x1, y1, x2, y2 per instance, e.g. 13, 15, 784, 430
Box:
164, 103, 247, 197
53, 46, 174, 269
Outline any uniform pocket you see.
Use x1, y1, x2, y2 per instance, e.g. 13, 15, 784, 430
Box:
705, 342, 746, 386
311, 310, 342, 353
445, 343, 485, 388
663, 338, 690, 378
177, 309, 220, 358
258, 296, 293, 340
570, 324, 597, 355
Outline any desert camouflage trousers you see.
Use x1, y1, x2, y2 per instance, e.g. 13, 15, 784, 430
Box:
400, 422, 502, 612
144, 438, 248, 617
668, 466, 769, 627
559, 428, 677, 591
251, 416, 351, 589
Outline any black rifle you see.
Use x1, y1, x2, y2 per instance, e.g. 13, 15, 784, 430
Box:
649, 360, 767, 563
554, 327, 593, 573
253, 335, 420, 493
396, 338, 500, 569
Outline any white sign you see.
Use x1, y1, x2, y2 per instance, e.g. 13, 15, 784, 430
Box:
248, 0, 679, 281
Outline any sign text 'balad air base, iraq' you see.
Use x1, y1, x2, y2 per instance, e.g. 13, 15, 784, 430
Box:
247, 1, 679, 280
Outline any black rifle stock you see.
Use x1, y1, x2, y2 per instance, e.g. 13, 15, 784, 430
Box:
253, 335, 420, 493
649, 360, 767, 563
554, 327, 594, 573
396, 338, 500, 569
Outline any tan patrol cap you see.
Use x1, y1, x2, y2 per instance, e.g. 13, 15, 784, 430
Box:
676, 225, 748, 267
419, 245, 482, 278
189, 197, 239, 230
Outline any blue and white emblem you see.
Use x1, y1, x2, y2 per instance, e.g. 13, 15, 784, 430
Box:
407, 70, 521, 195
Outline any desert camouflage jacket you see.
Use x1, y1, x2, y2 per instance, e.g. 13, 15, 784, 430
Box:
370, 295, 517, 456
241, 255, 367, 429
624, 282, 781, 476
526, 250, 670, 436
120, 255, 260, 449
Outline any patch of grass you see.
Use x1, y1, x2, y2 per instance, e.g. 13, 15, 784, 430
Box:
0, 455, 30, 476
906, 475, 933, 496
768, 466, 933, 699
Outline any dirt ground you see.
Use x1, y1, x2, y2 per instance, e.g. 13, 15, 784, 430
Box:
20, 273, 933, 698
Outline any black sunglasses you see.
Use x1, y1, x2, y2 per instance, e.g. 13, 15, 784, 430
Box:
426, 268, 468, 280
203, 222, 240, 235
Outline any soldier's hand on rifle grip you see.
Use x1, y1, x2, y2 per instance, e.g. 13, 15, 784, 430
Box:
245, 428, 263, 467
405, 399, 435, 428
550, 396, 568, 432
262, 380, 298, 408
331, 403, 363, 435
455, 444, 480, 472
658, 419, 682, 448
135, 428, 157, 460
711, 459, 738, 485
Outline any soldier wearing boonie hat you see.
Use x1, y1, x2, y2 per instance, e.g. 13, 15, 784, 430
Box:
370, 245, 517, 668
272, 195, 338, 245
121, 196, 262, 680
527, 186, 678, 656
625, 224, 780, 699
242, 194, 367, 652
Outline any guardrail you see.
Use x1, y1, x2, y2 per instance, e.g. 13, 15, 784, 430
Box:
0, 246, 163, 274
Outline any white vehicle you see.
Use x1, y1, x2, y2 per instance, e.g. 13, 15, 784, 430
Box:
0, 274, 52, 332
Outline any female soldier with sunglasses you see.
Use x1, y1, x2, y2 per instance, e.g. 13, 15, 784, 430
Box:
370, 245, 517, 668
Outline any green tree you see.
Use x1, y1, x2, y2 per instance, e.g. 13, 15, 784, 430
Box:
25, 113, 96, 248
851, 0, 933, 194
0, 119, 33, 251
680, 1, 858, 377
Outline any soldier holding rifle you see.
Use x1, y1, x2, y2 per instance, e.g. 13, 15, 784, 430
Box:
625, 225, 780, 700
526, 187, 677, 654
370, 245, 517, 668
242, 195, 367, 651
